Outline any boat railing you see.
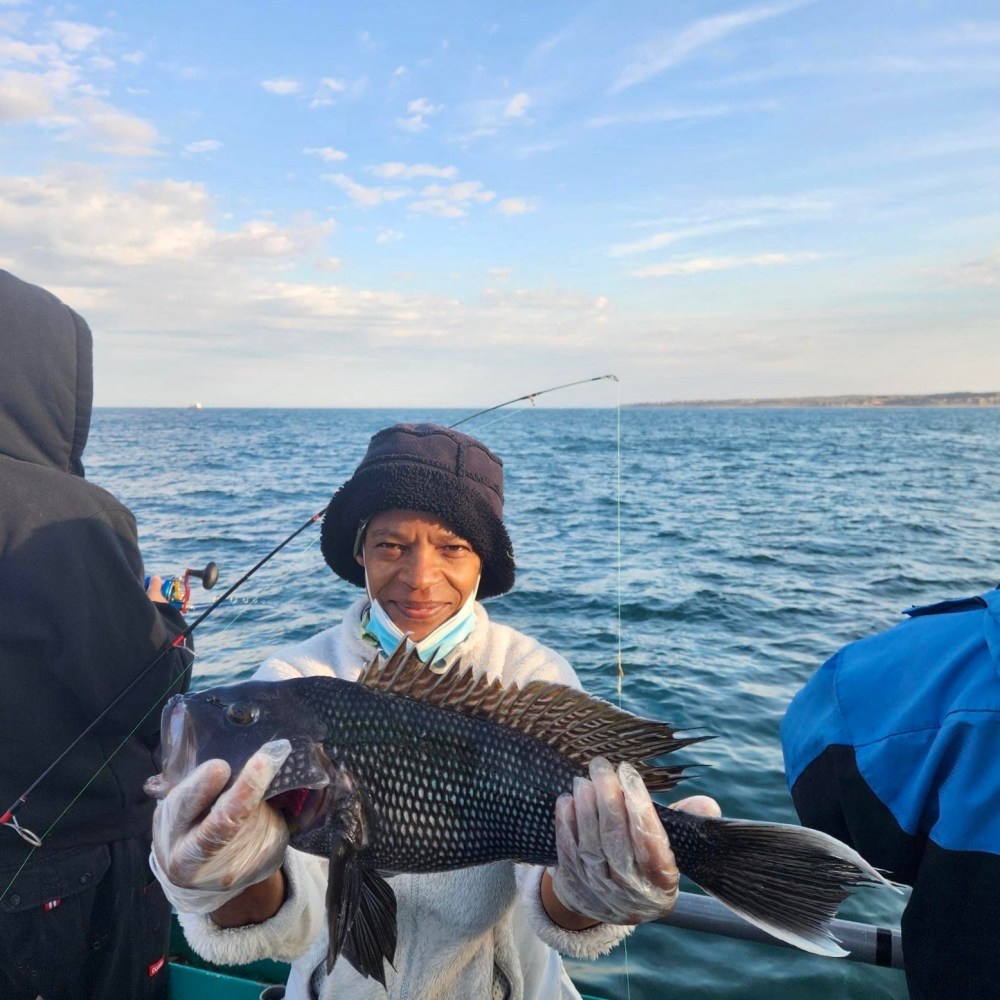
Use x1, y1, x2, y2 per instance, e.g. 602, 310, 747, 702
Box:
655, 891, 903, 969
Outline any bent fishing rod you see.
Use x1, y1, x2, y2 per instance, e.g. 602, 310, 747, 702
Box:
0, 374, 619, 843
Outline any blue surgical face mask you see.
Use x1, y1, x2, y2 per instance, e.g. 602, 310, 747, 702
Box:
361, 569, 480, 668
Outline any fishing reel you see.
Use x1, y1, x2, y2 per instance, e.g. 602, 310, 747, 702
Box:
145, 561, 219, 614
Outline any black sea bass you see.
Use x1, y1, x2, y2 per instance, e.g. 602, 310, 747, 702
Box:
149, 646, 889, 985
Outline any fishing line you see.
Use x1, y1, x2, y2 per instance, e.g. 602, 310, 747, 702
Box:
0, 643, 209, 898
205, 526, 326, 653
0, 506, 327, 858
0, 525, 328, 898
610, 378, 633, 1000
451, 402, 538, 436
615, 376, 625, 702
458, 376, 632, 997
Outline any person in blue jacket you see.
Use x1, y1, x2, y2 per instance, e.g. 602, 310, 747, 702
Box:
781, 588, 1000, 1000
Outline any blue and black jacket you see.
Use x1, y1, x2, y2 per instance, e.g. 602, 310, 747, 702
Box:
782, 589, 1000, 1000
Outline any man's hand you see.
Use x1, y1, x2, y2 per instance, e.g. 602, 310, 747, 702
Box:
148, 740, 291, 916
547, 757, 721, 926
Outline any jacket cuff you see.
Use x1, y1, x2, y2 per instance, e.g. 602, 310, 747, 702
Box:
516, 865, 633, 959
177, 848, 327, 967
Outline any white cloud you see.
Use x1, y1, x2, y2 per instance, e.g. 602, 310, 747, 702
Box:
612, 219, 763, 256
304, 146, 348, 162
611, 193, 836, 256
496, 197, 537, 216
371, 161, 456, 180
632, 252, 821, 277
75, 97, 160, 156
505, 92, 530, 118
397, 96, 442, 132
611, 1, 809, 92
408, 180, 495, 218
588, 101, 776, 130
458, 90, 545, 143
0, 170, 332, 270
0, 38, 58, 64
406, 199, 466, 219
261, 78, 300, 95
52, 21, 106, 52
421, 181, 495, 203
324, 172, 408, 207
184, 139, 222, 155
310, 76, 346, 107
0, 69, 57, 120
376, 229, 403, 244
121, 51, 145, 66
948, 250, 1000, 287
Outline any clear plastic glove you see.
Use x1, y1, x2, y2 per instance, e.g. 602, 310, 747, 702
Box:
550, 756, 720, 925
148, 739, 291, 914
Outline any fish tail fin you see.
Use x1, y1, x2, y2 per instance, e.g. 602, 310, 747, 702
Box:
657, 807, 896, 957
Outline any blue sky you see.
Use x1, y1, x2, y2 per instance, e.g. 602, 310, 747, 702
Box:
1, 0, 997, 407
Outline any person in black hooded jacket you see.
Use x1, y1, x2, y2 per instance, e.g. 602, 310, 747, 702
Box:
0, 268, 193, 998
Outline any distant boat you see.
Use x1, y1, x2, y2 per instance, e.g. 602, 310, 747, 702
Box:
187, 402, 204, 411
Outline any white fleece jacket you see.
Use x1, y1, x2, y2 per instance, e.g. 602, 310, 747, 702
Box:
177, 599, 631, 1000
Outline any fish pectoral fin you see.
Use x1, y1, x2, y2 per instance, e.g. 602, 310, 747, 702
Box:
338, 867, 397, 987
325, 839, 397, 984
326, 834, 361, 975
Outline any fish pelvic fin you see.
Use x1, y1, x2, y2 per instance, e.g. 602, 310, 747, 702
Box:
659, 807, 897, 957
358, 645, 707, 789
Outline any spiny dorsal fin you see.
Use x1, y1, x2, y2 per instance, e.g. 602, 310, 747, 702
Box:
357, 644, 707, 791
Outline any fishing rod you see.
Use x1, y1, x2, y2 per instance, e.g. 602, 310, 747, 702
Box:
1, 375, 619, 845
0, 509, 327, 842
449, 375, 618, 428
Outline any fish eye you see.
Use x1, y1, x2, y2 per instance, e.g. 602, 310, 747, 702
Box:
226, 701, 260, 726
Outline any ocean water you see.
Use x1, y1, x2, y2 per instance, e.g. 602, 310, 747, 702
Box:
87, 405, 1000, 1000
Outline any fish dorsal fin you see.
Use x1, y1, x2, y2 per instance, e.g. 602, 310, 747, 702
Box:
357, 644, 706, 791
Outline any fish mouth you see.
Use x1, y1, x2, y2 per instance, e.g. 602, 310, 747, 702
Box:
153, 695, 200, 791
267, 785, 331, 835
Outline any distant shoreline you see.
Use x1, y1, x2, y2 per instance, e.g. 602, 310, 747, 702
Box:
630, 392, 1000, 409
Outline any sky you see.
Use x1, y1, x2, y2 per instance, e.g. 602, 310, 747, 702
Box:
1, 0, 998, 407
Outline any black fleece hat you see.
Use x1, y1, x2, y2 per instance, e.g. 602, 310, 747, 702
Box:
321, 423, 516, 598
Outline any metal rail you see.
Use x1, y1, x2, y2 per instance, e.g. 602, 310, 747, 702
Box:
655, 892, 904, 969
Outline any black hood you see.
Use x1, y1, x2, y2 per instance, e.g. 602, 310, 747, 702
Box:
0, 269, 93, 477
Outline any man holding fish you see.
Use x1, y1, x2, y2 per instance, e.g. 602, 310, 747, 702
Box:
151, 423, 889, 998
150, 422, 722, 999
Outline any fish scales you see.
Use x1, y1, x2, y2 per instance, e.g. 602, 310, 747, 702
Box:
308, 681, 575, 871
152, 644, 893, 987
